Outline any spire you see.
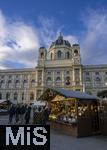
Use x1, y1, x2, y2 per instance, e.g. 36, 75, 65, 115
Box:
58, 32, 63, 39
59, 32, 62, 36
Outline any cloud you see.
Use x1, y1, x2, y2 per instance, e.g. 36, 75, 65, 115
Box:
64, 35, 78, 45
1, 8, 107, 69
0, 12, 66, 69
38, 16, 64, 48
80, 9, 107, 65
0, 10, 40, 69
38, 16, 78, 49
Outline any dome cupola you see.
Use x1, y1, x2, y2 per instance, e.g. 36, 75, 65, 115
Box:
50, 33, 71, 48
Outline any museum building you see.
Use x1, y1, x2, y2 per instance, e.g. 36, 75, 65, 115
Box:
0, 34, 107, 103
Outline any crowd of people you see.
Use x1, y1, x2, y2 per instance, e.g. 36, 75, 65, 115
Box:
8, 103, 51, 125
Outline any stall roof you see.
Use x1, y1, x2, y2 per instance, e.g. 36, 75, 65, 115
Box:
49, 88, 100, 100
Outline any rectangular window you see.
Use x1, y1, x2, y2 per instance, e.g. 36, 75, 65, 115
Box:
86, 72, 89, 75
95, 72, 99, 75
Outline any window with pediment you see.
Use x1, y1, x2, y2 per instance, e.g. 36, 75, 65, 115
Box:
31, 79, 35, 87
23, 80, 28, 87
94, 77, 101, 86
7, 80, 12, 88
6, 92, 10, 100
30, 92, 34, 101
14, 92, 18, 100
46, 77, 52, 85
15, 80, 20, 88
56, 77, 61, 85
0, 80, 4, 88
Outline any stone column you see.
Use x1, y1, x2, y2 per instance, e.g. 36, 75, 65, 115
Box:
35, 70, 38, 86
53, 71, 55, 87
62, 70, 65, 87
72, 68, 75, 86
42, 70, 44, 86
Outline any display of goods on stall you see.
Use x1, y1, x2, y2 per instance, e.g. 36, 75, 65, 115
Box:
40, 88, 101, 137
49, 97, 77, 124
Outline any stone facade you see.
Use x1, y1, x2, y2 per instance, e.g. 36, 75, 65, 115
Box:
0, 34, 107, 103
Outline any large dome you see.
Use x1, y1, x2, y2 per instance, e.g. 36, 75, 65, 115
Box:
50, 34, 71, 48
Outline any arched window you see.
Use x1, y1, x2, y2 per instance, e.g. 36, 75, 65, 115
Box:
14, 92, 18, 100
50, 53, 53, 60
65, 76, 70, 85
66, 52, 70, 59
30, 92, 34, 101
57, 50, 62, 59
0, 93, 2, 100
6, 92, 10, 100
74, 49, 78, 56
31, 79, 35, 87
41, 52, 44, 58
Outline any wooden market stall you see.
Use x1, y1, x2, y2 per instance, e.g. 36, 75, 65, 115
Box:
99, 100, 107, 136
39, 88, 100, 137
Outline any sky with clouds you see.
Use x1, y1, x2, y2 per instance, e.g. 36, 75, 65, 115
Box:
0, 0, 107, 69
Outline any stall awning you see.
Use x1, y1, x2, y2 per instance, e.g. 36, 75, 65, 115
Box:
51, 88, 100, 100
40, 88, 100, 101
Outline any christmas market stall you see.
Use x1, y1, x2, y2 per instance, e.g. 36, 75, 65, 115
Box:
99, 99, 107, 136
39, 88, 100, 137
97, 90, 107, 136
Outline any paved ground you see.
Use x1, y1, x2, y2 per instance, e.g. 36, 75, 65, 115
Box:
51, 130, 107, 150
0, 114, 107, 150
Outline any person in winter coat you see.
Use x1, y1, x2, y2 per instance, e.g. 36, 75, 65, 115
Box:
20, 104, 26, 124
25, 106, 31, 124
8, 104, 16, 124
42, 107, 51, 125
15, 104, 20, 123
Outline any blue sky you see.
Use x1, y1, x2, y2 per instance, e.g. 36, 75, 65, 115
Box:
0, 0, 107, 69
